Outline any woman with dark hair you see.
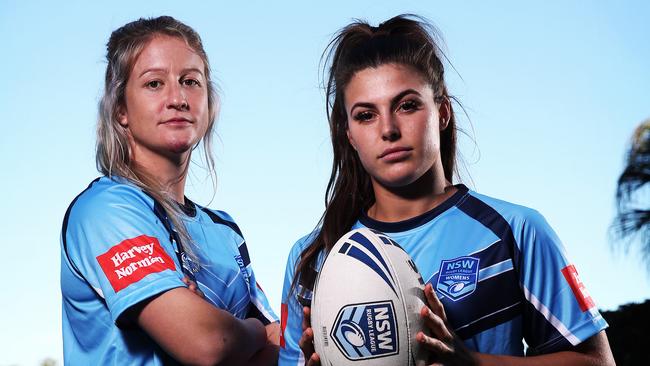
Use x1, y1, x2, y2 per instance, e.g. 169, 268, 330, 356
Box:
61, 16, 279, 365
279, 15, 614, 365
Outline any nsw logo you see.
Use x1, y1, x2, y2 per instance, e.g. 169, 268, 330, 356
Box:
331, 301, 399, 360
436, 256, 480, 301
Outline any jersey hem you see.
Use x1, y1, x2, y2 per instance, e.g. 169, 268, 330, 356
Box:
533, 315, 608, 353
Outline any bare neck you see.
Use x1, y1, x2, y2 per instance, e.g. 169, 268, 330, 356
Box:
131, 146, 190, 203
368, 168, 456, 223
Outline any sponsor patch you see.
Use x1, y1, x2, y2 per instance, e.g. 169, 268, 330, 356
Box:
330, 301, 399, 360
96, 235, 176, 292
561, 264, 595, 312
436, 256, 480, 301
280, 303, 288, 348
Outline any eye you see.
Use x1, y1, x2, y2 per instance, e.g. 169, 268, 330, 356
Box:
353, 110, 375, 122
145, 80, 163, 89
181, 78, 201, 87
398, 100, 421, 113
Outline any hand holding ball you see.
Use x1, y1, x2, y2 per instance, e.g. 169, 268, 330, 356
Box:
311, 228, 429, 365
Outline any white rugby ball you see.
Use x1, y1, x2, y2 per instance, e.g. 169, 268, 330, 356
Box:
311, 228, 428, 366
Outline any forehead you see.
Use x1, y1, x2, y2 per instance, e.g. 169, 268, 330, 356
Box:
131, 35, 205, 73
344, 63, 430, 103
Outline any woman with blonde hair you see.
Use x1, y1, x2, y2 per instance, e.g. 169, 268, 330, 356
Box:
61, 16, 279, 365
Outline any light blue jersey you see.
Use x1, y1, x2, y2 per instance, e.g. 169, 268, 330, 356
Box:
61, 176, 278, 365
279, 185, 607, 365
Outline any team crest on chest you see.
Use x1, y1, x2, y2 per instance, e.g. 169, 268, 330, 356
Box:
436, 256, 480, 301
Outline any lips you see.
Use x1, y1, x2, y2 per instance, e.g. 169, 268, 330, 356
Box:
378, 146, 412, 160
160, 117, 192, 125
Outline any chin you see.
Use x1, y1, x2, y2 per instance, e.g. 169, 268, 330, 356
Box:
165, 134, 200, 154
377, 174, 419, 189
378, 167, 423, 187
166, 140, 195, 154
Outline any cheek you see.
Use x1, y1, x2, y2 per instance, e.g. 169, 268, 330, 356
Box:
194, 95, 211, 126
124, 93, 157, 128
347, 128, 370, 159
416, 123, 441, 163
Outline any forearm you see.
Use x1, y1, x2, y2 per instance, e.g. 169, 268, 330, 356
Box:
476, 332, 615, 366
477, 352, 605, 366
138, 288, 269, 366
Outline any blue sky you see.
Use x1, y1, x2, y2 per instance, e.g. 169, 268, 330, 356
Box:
1, 1, 649, 364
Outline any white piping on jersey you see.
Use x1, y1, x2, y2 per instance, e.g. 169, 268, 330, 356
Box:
297, 350, 305, 366
454, 301, 521, 331
197, 281, 227, 308
469, 238, 502, 257
522, 285, 580, 346
425, 238, 502, 285
93, 286, 105, 299
478, 259, 513, 282
251, 292, 277, 322
230, 291, 251, 313
200, 266, 229, 286
201, 265, 241, 287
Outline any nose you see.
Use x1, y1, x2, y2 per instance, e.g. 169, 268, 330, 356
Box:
381, 115, 400, 142
167, 83, 189, 111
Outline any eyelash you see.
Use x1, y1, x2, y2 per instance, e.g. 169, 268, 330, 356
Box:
146, 80, 163, 89
398, 99, 421, 112
181, 78, 201, 87
144, 78, 201, 89
353, 111, 375, 122
352, 99, 422, 121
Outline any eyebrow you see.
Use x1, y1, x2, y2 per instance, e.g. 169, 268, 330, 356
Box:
350, 89, 422, 112
138, 67, 205, 78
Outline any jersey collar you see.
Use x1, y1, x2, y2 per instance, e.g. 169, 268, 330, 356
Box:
359, 184, 469, 233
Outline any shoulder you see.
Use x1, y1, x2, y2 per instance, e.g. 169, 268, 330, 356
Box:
282, 230, 320, 277
289, 230, 319, 260
460, 189, 561, 252
61, 177, 167, 263
69, 177, 152, 216
65, 177, 155, 228
461, 189, 549, 230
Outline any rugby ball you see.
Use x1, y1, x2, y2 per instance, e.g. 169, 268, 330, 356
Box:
311, 228, 428, 366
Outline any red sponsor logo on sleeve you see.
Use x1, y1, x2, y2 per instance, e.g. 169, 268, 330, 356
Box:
280, 303, 288, 348
561, 264, 595, 312
96, 235, 176, 293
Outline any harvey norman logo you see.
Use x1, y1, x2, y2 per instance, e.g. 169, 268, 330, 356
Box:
97, 235, 176, 292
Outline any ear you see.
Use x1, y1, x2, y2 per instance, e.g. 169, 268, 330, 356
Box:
438, 97, 451, 131
346, 128, 358, 151
117, 106, 128, 127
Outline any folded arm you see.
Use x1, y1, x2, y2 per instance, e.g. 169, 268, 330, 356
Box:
137, 287, 273, 366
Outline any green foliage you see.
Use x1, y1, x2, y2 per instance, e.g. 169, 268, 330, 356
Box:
614, 119, 650, 265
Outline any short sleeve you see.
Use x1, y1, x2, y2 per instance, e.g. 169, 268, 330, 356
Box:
278, 236, 312, 366
515, 210, 608, 354
63, 183, 184, 324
